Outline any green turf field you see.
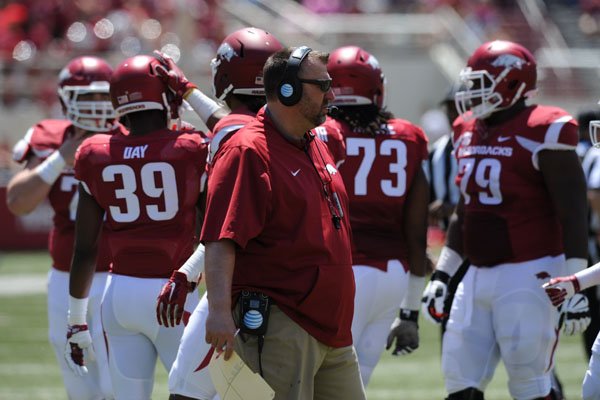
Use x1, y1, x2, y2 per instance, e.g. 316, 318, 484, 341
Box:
0, 251, 590, 399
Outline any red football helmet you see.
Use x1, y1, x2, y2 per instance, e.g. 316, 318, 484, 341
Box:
327, 46, 385, 108
110, 55, 171, 117
57, 56, 116, 132
455, 40, 537, 120
211, 27, 283, 101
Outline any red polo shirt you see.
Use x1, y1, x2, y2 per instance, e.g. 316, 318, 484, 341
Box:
201, 108, 355, 347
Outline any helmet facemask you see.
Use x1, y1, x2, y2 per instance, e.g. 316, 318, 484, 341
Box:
59, 81, 116, 132
455, 67, 506, 121
590, 119, 600, 148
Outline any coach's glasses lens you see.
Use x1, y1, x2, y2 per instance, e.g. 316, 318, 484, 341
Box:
299, 78, 332, 93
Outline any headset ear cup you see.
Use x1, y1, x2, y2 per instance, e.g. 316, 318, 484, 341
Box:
278, 79, 302, 107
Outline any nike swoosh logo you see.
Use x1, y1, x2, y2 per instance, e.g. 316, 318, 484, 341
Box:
291, 169, 301, 176
497, 136, 511, 142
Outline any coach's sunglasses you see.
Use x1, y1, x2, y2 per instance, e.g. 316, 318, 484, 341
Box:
298, 78, 332, 93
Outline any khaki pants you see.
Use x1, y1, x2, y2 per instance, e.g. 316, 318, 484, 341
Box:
234, 304, 366, 400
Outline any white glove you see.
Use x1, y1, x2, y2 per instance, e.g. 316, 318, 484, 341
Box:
421, 271, 450, 324
559, 293, 591, 336
386, 309, 419, 355
65, 324, 96, 376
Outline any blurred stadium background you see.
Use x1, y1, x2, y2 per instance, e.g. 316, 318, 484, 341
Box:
0, 0, 598, 398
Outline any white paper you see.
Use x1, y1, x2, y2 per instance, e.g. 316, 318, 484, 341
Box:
208, 350, 275, 400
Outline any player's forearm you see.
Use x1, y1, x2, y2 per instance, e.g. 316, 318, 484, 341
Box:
403, 167, 428, 277
185, 88, 228, 130
576, 263, 600, 292
205, 239, 235, 313
444, 212, 463, 257
6, 170, 53, 215
69, 249, 97, 299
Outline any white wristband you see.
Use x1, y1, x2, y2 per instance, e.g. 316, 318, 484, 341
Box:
34, 151, 66, 185
185, 88, 221, 123
68, 296, 89, 326
566, 258, 587, 275
400, 274, 426, 311
179, 243, 205, 282
436, 246, 463, 277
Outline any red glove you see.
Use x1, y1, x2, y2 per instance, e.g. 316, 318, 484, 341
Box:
153, 50, 197, 119
543, 275, 581, 307
156, 271, 196, 327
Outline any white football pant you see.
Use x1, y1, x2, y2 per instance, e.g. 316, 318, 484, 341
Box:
101, 274, 199, 400
47, 268, 113, 400
351, 260, 409, 386
442, 255, 564, 400
583, 333, 600, 400
169, 292, 219, 399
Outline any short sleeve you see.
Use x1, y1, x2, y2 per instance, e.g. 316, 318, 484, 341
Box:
531, 115, 579, 169
200, 145, 271, 248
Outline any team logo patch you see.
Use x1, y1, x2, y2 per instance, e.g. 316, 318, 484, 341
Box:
326, 163, 338, 175
491, 54, 525, 70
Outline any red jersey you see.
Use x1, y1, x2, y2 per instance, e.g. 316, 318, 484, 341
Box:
207, 106, 257, 166
201, 108, 355, 348
322, 118, 429, 271
452, 105, 579, 266
313, 117, 346, 165
12, 120, 122, 272
75, 129, 208, 278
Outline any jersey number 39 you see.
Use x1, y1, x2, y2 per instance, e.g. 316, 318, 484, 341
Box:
102, 162, 179, 222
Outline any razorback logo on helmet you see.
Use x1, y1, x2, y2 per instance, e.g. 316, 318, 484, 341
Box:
366, 54, 380, 71
491, 54, 526, 70
216, 43, 238, 62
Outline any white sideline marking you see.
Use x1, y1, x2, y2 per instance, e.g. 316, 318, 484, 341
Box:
0, 275, 47, 296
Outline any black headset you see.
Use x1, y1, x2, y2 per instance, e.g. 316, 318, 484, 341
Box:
277, 46, 312, 107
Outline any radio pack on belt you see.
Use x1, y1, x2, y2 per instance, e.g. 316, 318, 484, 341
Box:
239, 290, 271, 336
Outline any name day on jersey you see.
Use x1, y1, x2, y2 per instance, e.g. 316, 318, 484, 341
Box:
123, 145, 149, 159
458, 145, 513, 157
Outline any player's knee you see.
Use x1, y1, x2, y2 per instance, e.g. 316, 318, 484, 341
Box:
445, 387, 484, 400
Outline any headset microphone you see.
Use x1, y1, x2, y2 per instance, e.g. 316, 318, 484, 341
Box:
326, 105, 339, 117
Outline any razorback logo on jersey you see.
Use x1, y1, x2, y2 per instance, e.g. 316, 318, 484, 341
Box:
535, 271, 551, 280
491, 54, 525, 70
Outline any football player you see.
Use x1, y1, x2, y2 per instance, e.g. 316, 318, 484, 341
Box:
422, 40, 590, 400
323, 45, 429, 386
157, 27, 284, 400
545, 104, 600, 400
66, 55, 207, 399
6, 56, 120, 400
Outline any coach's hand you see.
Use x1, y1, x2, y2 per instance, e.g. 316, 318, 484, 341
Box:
157, 270, 196, 327
65, 324, 95, 376
386, 309, 419, 355
421, 270, 450, 324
